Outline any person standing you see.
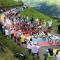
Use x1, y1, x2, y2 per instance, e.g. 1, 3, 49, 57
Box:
55, 50, 60, 60
43, 20, 46, 29
20, 33, 26, 45
47, 20, 53, 32
31, 42, 40, 60
9, 27, 14, 39
17, 30, 22, 46
46, 48, 55, 60
0, 22, 3, 32
5, 28, 9, 37
27, 38, 33, 54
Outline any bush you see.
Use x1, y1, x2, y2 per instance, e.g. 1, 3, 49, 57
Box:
0, 31, 32, 60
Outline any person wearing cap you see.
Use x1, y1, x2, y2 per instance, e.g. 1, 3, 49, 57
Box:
31, 42, 40, 60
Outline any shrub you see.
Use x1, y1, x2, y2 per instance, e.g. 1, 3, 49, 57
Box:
0, 31, 32, 60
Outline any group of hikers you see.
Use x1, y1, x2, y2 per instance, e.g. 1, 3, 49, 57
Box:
0, 7, 60, 60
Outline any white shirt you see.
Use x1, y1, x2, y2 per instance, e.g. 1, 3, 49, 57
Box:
27, 43, 32, 49
17, 32, 21, 37
5, 29, 9, 36
38, 25, 42, 29
10, 29, 14, 34
9, 27, 14, 34
47, 20, 52, 27
39, 31, 45, 37
27, 41, 33, 49
56, 55, 60, 60
26, 16, 29, 20
31, 45, 40, 54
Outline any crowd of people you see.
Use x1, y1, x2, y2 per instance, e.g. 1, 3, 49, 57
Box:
0, 7, 60, 60
0, 9, 53, 45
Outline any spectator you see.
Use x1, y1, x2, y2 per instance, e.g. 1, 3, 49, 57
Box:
16, 30, 22, 46
43, 20, 46, 29
44, 50, 49, 60
9, 27, 14, 39
5, 28, 9, 36
14, 30, 18, 42
20, 33, 26, 45
27, 38, 33, 54
46, 48, 55, 60
2, 25, 5, 35
0, 22, 2, 30
47, 20, 53, 32
55, 50, 60, 60
31, 42, 40, 60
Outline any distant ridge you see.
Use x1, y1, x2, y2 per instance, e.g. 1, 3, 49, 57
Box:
22, 0, 60, 18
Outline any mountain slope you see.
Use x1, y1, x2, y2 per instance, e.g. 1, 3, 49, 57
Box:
22, 0, 60, 18
22, 0, 60, 7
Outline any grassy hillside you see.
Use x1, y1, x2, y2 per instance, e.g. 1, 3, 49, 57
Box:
0, 0, 22, 8
21, 8, 51, 20
0, 31, 32, 60
0, 47, 19, 60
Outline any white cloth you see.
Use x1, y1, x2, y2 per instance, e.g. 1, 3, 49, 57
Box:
53, 36, 59, 39
50, 35, 59, 39
56, 55, 60, 60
